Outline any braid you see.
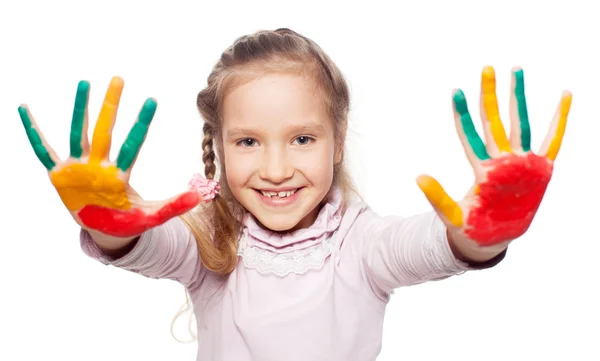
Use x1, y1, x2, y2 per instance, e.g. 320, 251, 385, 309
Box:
202, 123, 216, 180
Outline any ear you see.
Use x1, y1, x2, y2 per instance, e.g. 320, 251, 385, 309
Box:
334, 124, 347, 165
334, 146, 343, 164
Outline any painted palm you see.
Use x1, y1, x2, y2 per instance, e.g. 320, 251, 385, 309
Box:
418, 67, 572, 246
19, 77, 201, 238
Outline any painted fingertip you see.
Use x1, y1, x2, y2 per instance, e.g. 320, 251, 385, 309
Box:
416, 175, 439, 199
512, 67, 530, 152
416, 174, 434, 185
139, 98, 158, 125
181, 190, 202, 208
452, 89, 468, 114
143, 97, 158, 110
560, 91, 572, 106
18, 105, 30, 123
560, 92, 573, 114
416, 174, 427, 187
76, 81, 91, 105
109, 76, 125, 88
75, 81, 90, 108
77, 80, 90, 92
482, 65, 496, 77
514, 68, 525, 86
481, 66, 496, 92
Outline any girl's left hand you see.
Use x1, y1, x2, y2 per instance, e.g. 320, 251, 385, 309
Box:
417, 66, 572, 257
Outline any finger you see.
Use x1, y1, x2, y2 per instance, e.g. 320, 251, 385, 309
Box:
509, 67, 531, 152
453, 89, 490, 168
89, 76, 124, 163
416, 175, 463, 228
77, 191, 201, 238
70, 80, 91, 158
116, 98, 158, 172
151, 191, 202, 224
538, 91, 572, 161
480, 66, 511, 155
18, 105, 60, 171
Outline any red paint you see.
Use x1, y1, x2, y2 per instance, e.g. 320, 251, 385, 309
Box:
465, 153, 553, 246
77, 191, 201, 238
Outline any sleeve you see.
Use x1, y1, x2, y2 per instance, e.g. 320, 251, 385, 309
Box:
359, 210, 506, 299
80, 217, 206, 288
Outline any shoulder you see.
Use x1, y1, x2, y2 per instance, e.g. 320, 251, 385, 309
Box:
335, 197, 379, 244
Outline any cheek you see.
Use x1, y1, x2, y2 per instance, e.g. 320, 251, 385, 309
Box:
223, 147, 254, 188
294, 145, 335, 183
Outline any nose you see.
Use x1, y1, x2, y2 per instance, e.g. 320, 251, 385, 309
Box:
259, 146, 293, 184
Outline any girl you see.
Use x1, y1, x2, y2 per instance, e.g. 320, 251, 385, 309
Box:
18, 28, 571, 360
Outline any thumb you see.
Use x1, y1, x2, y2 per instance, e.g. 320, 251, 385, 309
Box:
416, 174, 464, 229
151, 190, 202, 222
77, 190, 201, 238
148, 172, 221, 224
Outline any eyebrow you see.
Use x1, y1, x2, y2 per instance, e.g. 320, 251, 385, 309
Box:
225, 123, 327, 140
225, 127, 260, 141
286, 123, 327, 135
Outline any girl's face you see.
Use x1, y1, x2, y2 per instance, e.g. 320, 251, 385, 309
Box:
221, 72, 341, 232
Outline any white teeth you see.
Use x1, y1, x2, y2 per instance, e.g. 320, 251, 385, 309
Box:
261, 189, 297, 198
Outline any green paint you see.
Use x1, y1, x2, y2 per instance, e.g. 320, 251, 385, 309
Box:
514, 69, 531, 152
116, 98, 157, 171
18, 106, 56, 170
453, 90, 490, 161
70, 81, 90, 158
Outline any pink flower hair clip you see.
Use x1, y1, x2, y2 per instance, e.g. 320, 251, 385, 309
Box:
188, 173, 221, 202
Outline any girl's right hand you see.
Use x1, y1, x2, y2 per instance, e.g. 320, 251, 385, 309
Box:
18, 77, 202, 239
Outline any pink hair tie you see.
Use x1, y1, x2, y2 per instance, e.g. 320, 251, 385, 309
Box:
188, 173, 221, 202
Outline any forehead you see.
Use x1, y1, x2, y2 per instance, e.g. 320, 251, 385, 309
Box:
221, 73, 331, 134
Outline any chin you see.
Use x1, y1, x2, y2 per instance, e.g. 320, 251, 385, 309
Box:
254, 213, 303, 232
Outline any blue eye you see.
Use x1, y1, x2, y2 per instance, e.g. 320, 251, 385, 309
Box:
294, 136, 313, 145
238, 138, 258, 147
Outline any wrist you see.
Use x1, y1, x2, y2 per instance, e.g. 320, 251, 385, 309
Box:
447, 228, 509, 263
86, 228, 140, 258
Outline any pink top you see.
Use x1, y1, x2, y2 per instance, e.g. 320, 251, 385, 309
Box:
80, 189, 505, 361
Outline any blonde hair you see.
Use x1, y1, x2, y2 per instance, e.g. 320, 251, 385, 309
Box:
180, 28, 356, 276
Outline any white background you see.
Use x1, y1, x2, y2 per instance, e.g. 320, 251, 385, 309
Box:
0, 0, 598, 360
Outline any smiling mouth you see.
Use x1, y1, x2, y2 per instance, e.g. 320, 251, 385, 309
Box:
254, 187, 302, 199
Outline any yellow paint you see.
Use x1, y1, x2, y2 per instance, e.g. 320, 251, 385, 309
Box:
417, 175, 463, 227
481, 66, 512, 153
50, 162, 131, 212
89, 77, 124, 164
474, 184, 480, 195
546, 93, 572, 161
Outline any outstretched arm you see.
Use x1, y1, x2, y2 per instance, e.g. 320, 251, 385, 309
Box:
81, 217, 206, 288
418, 66, 571, 263
358, 210, 504, 299
360, 66, 570, 299
19, 77, 214, 288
